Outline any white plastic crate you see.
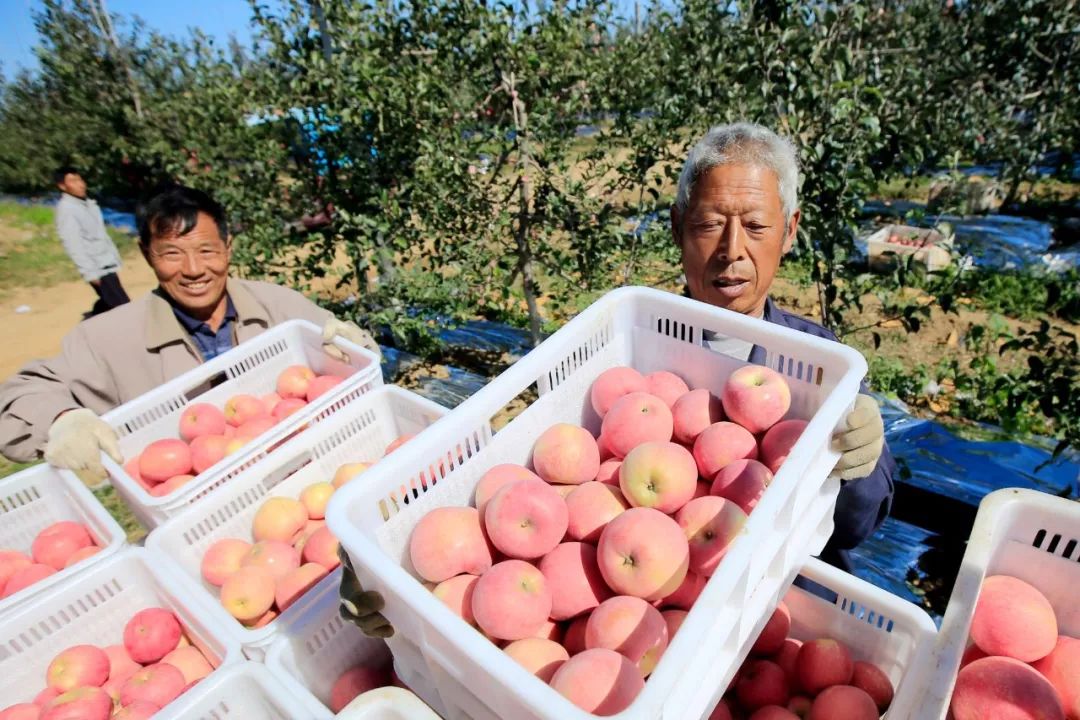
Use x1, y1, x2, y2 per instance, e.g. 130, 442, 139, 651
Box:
914, 488, 1080, 720
266, 565, 439, 719
94, 319, 382, 529
0, 547, 239, 709
156, 662, 316, 720
326, 286, 868, 720
0, 463, 125, 615
146, 385, 449, 661
726, 557, 939, 718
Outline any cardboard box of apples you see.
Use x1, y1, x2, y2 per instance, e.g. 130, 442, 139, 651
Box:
0, 549, 239, 720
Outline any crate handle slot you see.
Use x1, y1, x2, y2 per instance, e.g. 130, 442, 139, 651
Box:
182, 370, 230, 403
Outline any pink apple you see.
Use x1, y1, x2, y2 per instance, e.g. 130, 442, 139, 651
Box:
597, 508, 689, 601
242, 540, 300, 581
119, 663, 185, 709
0, 704, 41, 720
676, 496, 747, 577
103, 644, 141, 684
0, 550, 32, 590
123, 608, 182, 664
301, 526, 340, 571
272, 398, 307, 421
178, 403, 226, 442
409, 506, 493, 583
200, 538, 252, 586
760, 420, 808, 474
331, 462, 371, 489
235, 415, 276, 441
259, 392, 282, 414
504, 638, 570, 683
306, 374, 344, 402
590, 367, 646, 418
46, 644, 110, 691
111, 701, 160, 720
474, 464, 543, 516
189, 434, 229, 474
148, 473, 195, 497
1, 563, 55, 598
275, 366, 315, 400
550, 648, 644, 715
329, 665, 391, 714
40, 687, 111, 720
643, 371, 690, 409
220, 566, 276, 622
711, 458, 773, 514
223, 394, 265, 427
383, 434, 414, 455
275, 563, 329, 611
565, 481, 628, 543
662, 609, 688, 639
692, 422, 758, 478
432, 574, 479, 625
539, 542, 612, 620
471, 560, 552, 641
160, 646, 213, 685
586, 595, 669, 676
672, 388, 724, 445
595, 459, 622, 485
601, 392, 674, 458
484, 479, 569, 560
252, 497, 308, 543
138, 439, 193, 484
721, 365, 792, 434
299, 482, 334, 520
653, 570, 706, 610
564, 615, 590, 656
31, 522, 92, 571
618, 441, 698, 514
530, 424, 601, 485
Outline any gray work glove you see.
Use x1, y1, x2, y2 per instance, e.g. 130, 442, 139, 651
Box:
338, 545, 394, 638
44, 408, 122, 482
831, 394, 886, 481
322, 317, 382, 361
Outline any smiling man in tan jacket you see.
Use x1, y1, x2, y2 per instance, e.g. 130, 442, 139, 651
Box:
0, 185, 379, 478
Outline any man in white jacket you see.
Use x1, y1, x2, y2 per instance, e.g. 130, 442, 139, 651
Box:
54, 166, 130, 317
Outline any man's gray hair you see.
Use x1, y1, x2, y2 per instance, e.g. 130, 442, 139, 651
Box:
675, 123, 801, 221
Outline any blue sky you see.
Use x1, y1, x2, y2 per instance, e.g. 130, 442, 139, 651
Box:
0, 0, 256, 76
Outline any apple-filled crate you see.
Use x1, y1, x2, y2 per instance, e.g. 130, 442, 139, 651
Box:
150, 662, 315, 720
0, 548, 241, 720
918, 488, 1080, 720
86, 319, 383, 529
0, 463, 125, 616
326, 286, 870, 720
710, 557, 936, 719
145, 385, 449, 661
265, 560, 441, 719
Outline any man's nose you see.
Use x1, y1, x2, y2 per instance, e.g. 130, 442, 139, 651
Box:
715, 218, 746, 262
181, 252, 203, 276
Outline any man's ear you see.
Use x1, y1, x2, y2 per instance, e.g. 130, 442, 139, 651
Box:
671, 206, 682, 246
783, 208, 801, 255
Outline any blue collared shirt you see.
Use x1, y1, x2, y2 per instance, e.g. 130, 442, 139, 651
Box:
166, 293, 238, 361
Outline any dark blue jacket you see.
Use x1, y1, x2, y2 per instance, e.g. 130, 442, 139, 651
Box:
750, 298, 896, 573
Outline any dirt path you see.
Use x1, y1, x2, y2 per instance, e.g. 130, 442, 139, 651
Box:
0, 257, 158, 379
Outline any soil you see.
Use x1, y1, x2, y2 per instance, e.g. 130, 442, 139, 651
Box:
0, 254, 158, 379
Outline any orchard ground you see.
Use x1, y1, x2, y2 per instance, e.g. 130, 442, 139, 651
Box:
0, 188, 1077, 541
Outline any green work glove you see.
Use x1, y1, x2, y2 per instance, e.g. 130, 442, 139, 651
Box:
338, 545, 394, 638
831, 394, 886, 481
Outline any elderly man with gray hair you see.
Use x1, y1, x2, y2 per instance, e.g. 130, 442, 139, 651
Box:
672, 122, 895, 572
337, 122, 896, 638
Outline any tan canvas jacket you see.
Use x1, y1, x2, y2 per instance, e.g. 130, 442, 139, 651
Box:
0, 278, 331, 462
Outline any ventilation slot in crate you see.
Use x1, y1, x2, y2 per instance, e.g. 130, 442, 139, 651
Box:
654, 315, 696, 344
1, 486, 40, 512
1033, 527, 1080, 562
839, 597, 895, 633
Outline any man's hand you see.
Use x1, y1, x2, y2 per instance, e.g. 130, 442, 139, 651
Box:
322, 317, 381, 362
44, 408, 123, 481
832, 394, 885, 481
338, 545, 394, 638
